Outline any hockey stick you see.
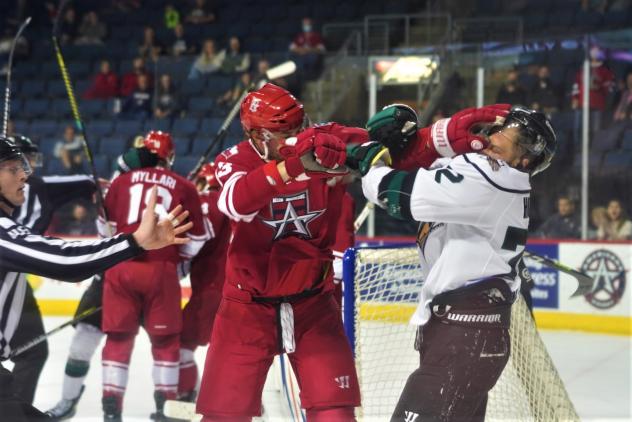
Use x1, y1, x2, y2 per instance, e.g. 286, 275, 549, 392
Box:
522, 251, 593, 297
186, 60, 297, 180
2, 17, 31, 136
8, 306, 101, 359
52, 0, 111, 235
353, 203, 594, 296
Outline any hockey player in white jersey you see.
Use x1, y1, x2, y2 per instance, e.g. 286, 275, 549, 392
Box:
348, 105, 556, 421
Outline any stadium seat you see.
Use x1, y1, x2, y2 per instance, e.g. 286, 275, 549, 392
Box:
592, 127, 623, 154
13, 119, 29, 135
114, 120, 144, 139
600, 149, 632, 175
188, 97, 215, 118
180, 79, 207, 97
93, 155, 111, 178
38, 138, 58, 157
206, 75, 234, 96
172, 156, 198, 177
86, 120, 114, 138
82, 100, 107, 119
621, 130, 632, 150
23, 99, 51, 119
49, 98, 72, 119
67, 61, 92, 80
174, 137, 192, 156
46, 158, 68, 175
21, 80, 47, 99
143, 118, 172, 133
172, 117, 201, 138
99, 137, 129, 157
200, 117, 223, 134
30, 120, 60, 139
190, 138, 210, 156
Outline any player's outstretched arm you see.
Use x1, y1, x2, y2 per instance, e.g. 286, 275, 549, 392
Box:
367, 104, 510, 170
132, 186, 193, 251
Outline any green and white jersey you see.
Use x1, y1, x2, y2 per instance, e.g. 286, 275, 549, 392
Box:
362, 153, 531, 325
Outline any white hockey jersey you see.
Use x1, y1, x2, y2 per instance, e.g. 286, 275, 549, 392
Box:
362, 153, 531, 325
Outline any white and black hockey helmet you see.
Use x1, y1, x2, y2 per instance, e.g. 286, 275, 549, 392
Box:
499, 105, 556, 175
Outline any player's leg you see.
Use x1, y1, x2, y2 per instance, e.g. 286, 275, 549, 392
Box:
9, 283, 48, 404
101, 266, 142, 420
179, 280, 222, 401
289, 292, 360, 421
0, 362, 49, 421
145, 261, 182, 419
390, 320, 510, 421
46, 275, 104, 419
196, 298, 277, 420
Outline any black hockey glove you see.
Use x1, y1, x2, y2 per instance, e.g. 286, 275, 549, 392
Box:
346, 142, 391, 176
366, 104, 418, 152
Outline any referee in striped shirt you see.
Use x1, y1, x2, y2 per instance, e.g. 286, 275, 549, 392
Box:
9, 134, 99, 407
0, 136, 193, 421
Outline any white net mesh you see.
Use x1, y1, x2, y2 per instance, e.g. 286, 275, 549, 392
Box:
347, 246, 579, 421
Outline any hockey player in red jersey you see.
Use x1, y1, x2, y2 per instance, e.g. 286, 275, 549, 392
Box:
100, 131, 208, 421
196, 83, 367, 421
178, 163, 231, 402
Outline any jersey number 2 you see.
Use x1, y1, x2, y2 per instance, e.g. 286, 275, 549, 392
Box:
434, 167, 464, 184
127, 184, 173, 225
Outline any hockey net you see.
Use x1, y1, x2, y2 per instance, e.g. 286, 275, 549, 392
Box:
342, 246, 579, 421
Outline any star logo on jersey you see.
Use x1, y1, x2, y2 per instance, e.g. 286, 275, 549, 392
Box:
261, 192, 324, 240
581, 249, 626, 309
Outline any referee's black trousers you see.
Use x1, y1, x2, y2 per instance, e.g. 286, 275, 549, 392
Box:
10, 284, 48, 404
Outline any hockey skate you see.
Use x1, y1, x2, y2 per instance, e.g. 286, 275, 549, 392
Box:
102, 395, 122, 422
151, 391, 188, 421
45, 385, 85, 421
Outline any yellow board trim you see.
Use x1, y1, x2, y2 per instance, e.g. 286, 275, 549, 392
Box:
357, 303, 632, 336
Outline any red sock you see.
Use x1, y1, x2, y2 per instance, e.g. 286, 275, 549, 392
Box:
306, 406, 356, 422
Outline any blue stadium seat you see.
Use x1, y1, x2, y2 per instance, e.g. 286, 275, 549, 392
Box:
38, 138, 58, 157
75, 79, 92, 96
600, 149, 632, 175
93, 155, 111, 178
188, 97, 215, 118
46, 80, 68, 98
172, 117, 200, 138
49, 98, 72, 119
575, 10, 603, 29
114, 120, 144, 139
200, 117, 223, 134
82, 99, 107, 119
41, 62, 60, 79
174, 137, 191, 156
143, 118, 172, 133
86, 120, 114, 138
23, 99, 51, 119
603, 10, 629, 27
550, 111, 574, 134
206, 75, 234, 96
21, 80, 47, 98
46, 158, 68, 175
621, 130, 632, 150
592, 127, 623, 154
99, 137, 129, 157
190, 138, 210, 155
180, 79, 207, 97
13, 119, 29, 135
30, 120, 60, 139
67, 62, 92, 79
172, 156, 198, 177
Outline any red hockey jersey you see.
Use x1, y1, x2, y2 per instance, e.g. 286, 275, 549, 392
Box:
215, 123, 367, 297
104, 166, 209, 263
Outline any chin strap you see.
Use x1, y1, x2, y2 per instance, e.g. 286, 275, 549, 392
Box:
249, 138, 270, 162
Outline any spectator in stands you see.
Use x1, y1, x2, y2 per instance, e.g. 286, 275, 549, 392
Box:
122, 73, 153, 120
217, 72, 250, 107
154, 74, 181, 120
0, 24, 29, 70
528, 65, 560, 114
75, 11, 107, 45
84, 59, 119, 99
120, 57, 153, 97
54, 125, 84, 174
188, 39, 224, 79
59, 6, 79, 45
221, 36, 250, 74
289, 17, 326, 81
588, 206, 608, 239
597, 199, 632, 240
164, 3, 181, 30
138, 26, 163, 61
254, 58, 288, 88
185, 0, 216, 25
536, 195, 581, 239
59, 203, 97, 236
495, 70, 527, 105
571, 46, 614, 129
613, 71, 632, 123
169, 23, 195, 57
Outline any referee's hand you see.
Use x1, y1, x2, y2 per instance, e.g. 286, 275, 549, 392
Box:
132, 186, 193, 250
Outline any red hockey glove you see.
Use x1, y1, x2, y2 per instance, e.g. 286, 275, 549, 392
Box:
280, 128, 348, 179
393, 104, 511, 170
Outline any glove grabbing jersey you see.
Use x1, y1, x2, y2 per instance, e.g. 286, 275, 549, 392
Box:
367, 104, 511, 170
278, 126, 349, 179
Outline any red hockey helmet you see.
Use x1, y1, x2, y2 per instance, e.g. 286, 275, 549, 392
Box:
143, 130, 174, 166
240, 83, 305, 135
197, 162, 220, 189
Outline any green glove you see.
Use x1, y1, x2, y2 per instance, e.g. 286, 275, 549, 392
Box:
366, 104, 418, 151
346, 142, 391, 176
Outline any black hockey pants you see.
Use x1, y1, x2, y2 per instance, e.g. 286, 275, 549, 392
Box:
391, 279, 513, 422
9, 284, 48, 404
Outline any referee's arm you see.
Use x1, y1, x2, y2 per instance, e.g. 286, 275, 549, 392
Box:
0, 221, 143, 282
